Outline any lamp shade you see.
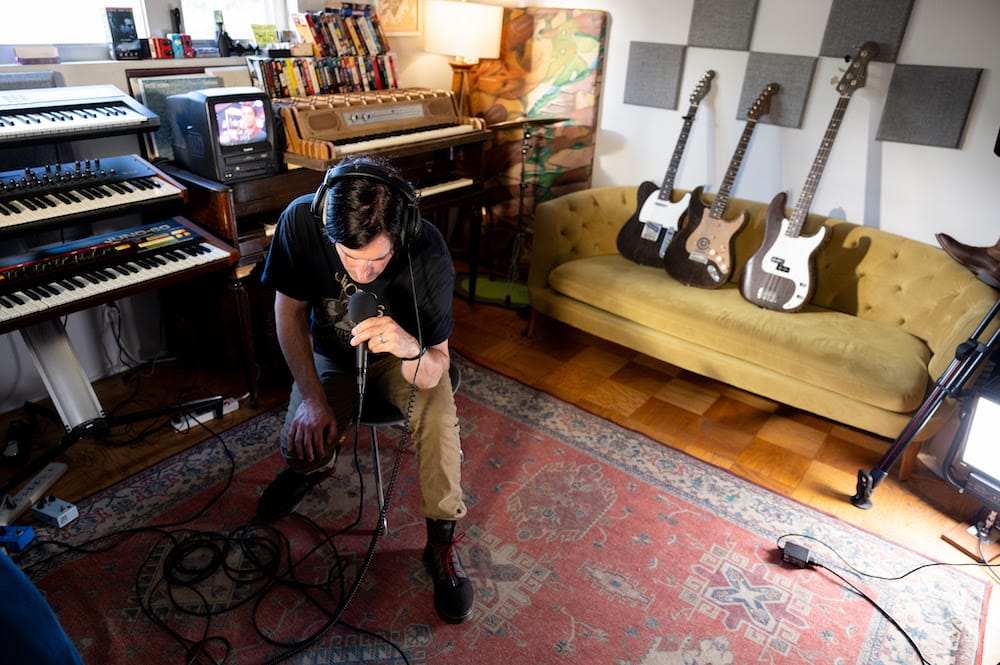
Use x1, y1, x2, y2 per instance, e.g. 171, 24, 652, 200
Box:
425, 0, 503, 62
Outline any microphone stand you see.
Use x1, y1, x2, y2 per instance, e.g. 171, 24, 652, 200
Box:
502, 122, 533, 308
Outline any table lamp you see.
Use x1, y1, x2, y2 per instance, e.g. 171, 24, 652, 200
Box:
424, 0, 503, 117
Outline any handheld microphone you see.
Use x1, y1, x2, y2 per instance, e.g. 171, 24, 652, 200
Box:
348, 290, 378, 391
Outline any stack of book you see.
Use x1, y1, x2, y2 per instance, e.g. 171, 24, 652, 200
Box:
247, 3, 398, 97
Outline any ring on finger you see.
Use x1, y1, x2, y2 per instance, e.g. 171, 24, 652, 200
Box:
378, 334, 384, 343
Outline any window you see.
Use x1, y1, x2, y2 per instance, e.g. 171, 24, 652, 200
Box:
0, 0, 291, 52
0, 1, 148, 45
179, 0, 292, 42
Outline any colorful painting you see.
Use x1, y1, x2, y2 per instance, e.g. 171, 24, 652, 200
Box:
468, 8, 609, 276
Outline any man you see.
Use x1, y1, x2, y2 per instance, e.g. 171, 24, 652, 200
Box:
256, 155, 473, 624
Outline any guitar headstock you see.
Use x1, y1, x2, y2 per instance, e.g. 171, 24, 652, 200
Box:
691, 70, 716, 104
836, 41, 879, 96
747, 83, 780, 120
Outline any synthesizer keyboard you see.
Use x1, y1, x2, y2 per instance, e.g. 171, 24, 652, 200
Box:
0, 155, 185, 234
0, 219, 234, 331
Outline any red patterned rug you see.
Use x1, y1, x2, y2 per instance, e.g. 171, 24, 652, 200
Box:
16, 356, 990, 664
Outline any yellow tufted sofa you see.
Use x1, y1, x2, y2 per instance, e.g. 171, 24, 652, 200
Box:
528, 185, 999, 455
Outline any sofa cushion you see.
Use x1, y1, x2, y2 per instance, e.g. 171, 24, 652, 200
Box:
548, 255, 931, 413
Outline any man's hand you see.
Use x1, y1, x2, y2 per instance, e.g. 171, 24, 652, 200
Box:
351, 315, 422, 360
286, 397, 337, 462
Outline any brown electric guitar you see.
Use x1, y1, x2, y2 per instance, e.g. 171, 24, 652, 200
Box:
740, 41, 879, 312
664, 83, 780, 288
616, 70, 715, 266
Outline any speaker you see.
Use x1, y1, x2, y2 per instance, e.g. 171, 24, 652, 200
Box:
310, 161, 421, 247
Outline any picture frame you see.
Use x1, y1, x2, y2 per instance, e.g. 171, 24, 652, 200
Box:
125, 66, 221, 162
375, 0, 420, 35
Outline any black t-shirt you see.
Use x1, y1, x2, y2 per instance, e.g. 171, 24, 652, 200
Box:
261, 193, 455, 368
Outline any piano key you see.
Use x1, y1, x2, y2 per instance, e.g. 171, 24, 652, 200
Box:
0, 176, 184, 230
336, 124, 478, 156
0, 105, 151, 142
417, 177, 475, 199
0, 241, 231, 326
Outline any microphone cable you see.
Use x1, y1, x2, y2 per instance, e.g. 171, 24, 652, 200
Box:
262, 357, 421, 665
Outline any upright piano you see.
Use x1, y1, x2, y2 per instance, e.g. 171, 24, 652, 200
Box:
0, 85, 237, 500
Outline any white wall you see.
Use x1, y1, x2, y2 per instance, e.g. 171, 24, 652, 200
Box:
394, 0, 1000, 246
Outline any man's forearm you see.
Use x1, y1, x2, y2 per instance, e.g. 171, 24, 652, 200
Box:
275, 297, 324, 402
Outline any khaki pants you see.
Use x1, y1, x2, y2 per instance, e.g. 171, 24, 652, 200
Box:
279, 352, 467, 522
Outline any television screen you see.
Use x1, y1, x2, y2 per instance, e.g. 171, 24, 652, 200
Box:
214, 99, 268, 147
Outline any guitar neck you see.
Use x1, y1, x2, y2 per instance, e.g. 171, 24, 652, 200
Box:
788, 95, 852, 234
657, 103, 700, 202
709, 118, 758, 219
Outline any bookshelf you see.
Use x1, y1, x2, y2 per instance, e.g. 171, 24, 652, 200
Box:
246, 3, 398, 97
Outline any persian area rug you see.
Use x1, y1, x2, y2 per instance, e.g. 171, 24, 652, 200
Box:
18, 356, 990, 665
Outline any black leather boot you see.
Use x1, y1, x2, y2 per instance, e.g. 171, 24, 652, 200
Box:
423, 518, 474, 623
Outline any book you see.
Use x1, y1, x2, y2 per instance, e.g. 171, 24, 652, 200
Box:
290, 13, 319, 57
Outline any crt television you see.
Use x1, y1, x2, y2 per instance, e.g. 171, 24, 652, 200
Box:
167, 86, 279, 183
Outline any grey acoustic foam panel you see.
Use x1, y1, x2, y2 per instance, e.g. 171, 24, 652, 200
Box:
876, 64, 982, 148
820, 0, 914, 63
688, 0, 759, 51
623, 42, 686, 110
740, 52, 816, 128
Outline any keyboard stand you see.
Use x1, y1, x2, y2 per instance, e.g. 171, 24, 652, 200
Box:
21, 319, 104, 435
0, 318, 223, 500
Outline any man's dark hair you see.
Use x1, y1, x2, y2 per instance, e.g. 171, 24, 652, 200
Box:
323, 156, 411, 251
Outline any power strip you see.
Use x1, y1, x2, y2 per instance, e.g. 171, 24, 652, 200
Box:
0, 462, 68, 526
170, 397, 240, 433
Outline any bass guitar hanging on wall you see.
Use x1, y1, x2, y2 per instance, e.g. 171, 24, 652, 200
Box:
617, 69, 715, 266
739, 41, 879, 312
664, 82, 780, 288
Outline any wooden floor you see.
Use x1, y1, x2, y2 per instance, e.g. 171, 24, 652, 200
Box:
1, 287, 997, 659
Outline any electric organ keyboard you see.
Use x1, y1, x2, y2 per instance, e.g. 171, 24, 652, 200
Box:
0, 84, 159, 146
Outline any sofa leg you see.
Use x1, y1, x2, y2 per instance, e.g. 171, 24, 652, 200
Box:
898, 442, 920, 481
526, 308, 537, 337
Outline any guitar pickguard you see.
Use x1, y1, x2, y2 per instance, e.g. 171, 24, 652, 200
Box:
682, 212, 744, 279
752, 218, 828, 310
663, 190, 747, 289
638, 189, 689, 257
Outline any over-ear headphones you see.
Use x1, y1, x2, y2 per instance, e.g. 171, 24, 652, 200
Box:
310, 161, 422, 247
